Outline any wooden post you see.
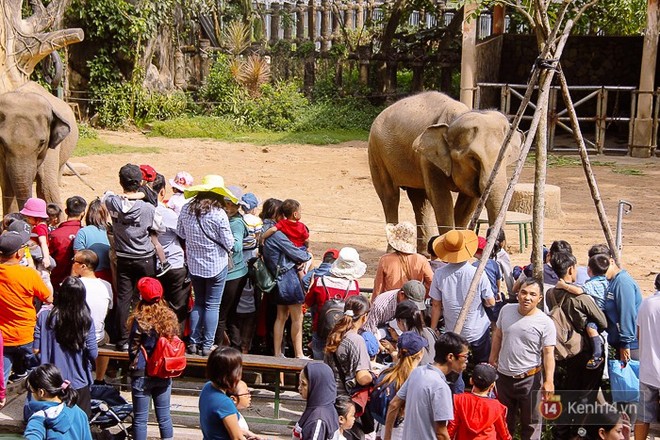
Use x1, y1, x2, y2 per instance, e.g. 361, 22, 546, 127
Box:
308, 0, 316, 41
595, 88, 608, 154
296, 1, 305, 42
532, 71, 549, 283
283, 2, 293, 41
321, 0, 331, 52
460, 1, 478, 108
270, 2, 281, 46
356, 0, 365, 29
345, 4, 355, 29
493, 5, 505, 35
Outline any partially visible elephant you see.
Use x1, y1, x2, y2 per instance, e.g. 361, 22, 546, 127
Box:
368, 91, 523, 253
0, 81, 78, 215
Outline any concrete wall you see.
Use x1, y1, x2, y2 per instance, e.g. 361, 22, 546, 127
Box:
475, 35, 504, 109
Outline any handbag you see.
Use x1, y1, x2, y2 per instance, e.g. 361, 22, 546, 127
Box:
196, 215, 234, 270
608, 359, 640, 403
250, 256, 279, 293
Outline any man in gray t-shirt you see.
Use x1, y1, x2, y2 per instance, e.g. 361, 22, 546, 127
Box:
384, 332, 469, 440
489, 278, 556, 440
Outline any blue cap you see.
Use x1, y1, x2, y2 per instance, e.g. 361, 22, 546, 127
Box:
241, 193, 259, 211
397, 331, 428, 356
361, 331, 379, 357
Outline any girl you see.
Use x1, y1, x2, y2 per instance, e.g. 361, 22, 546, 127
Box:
127, 277, 179, 440
229, 380, 262, 440
20, 197, 53, 291
389, 299, 437, 365
23, 363, 92, 440
324, 295, 374, 440
199, 346, 246, 440
293, 362, 339, 440
332, 396, 356, 440
33, 276, 97, 417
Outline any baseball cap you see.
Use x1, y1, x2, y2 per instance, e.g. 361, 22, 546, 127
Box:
6, 219, 31, 236
361, 331, 379, 357
241, 193, 260, 211
397, 331, 428, 356
324, 248, 340, 260
0, 231, 29, 256
139, 164, 157, 182
472, 363, 498, 389
137, 277, 163, 303
477, 236, 487, 251
119, 164, 143, 188
401, 280, 426, 310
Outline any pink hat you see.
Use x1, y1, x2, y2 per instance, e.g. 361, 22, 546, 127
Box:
20, 198, 48, 219
169, 171, 193, 192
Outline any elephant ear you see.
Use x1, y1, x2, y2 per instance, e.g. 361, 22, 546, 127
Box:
413, 123, 452, 176
505, 128, 525, 165
49, 107, 71, 149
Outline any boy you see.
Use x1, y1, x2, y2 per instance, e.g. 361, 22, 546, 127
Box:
46, 203, 62, 231
49, 195, 87, 290
229, 380, 261, 440
139, 164, 171, 277
448, 363, 512, 440
555, 253, 610, 368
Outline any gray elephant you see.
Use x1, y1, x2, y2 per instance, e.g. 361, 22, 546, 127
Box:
368, 91, 523, 253
0, 81, 78, 215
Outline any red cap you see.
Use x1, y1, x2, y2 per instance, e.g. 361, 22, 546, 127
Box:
137, 277, 163, 303
324, 248, 340, 260
477, 236, 487, 251
140, 164, 157, 182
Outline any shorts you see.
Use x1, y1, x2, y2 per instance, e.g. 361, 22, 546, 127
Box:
637, 382, 660, 423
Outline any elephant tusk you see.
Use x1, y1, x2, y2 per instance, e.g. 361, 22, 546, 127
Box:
65, 161, 96, 192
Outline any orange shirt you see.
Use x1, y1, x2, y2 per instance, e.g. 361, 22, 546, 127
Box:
0, 264, 51, 346
372, 252, 434, 301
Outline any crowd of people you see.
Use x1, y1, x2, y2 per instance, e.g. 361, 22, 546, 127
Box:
0, 162, 656, 440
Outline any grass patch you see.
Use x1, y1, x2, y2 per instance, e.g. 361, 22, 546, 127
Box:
73, 137, 160, 157
147, 116, 368, 145
612, 168, 644, 176
527, 154, 620, 168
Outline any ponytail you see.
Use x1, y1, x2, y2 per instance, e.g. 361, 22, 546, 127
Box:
325, 295, 370, 354
26, 364, 78, 406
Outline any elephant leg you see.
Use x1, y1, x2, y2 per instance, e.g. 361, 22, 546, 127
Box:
423, 172, 455, 236
368, 150, 400, 226
406, 188, 436, 255
454, 193, 480, 229
35, 150, 63, 209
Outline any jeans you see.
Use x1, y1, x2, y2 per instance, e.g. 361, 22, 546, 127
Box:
116, 255, 157, 345
190, 267, 228, 350
311, 333, 326, 360
3, 342, 33, 386
131, 376, 173, 440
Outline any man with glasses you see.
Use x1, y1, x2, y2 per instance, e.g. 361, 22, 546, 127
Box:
489, 278, 556, 440
384, 332, 469, 440
0, 230, 52, 388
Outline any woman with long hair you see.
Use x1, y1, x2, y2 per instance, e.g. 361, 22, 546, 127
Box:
373, 332, 427, 440
260, 198, 311, 359
199, 346, 245, 440
391, 299, 437, 365
176, 175, 235, 356
73, 198, 112, 283
33, 276, 98, 417
324, 295, 374, 440
127, 277, 179, 440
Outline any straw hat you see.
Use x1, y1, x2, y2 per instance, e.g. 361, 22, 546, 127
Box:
433, 230, 479, 263
329, 247, 367, 281
385, 222, 417, 254
183, 175, 238, 203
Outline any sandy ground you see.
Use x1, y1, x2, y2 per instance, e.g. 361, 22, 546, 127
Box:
60, 130, 660, 294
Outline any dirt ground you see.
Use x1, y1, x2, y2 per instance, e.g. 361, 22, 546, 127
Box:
62, 130, 659, 295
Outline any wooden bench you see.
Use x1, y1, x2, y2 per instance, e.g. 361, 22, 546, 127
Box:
98, 346, 312, 424
475, 211, 533, 253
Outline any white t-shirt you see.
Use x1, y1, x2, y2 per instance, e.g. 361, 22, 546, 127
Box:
81, 277, 113, 342
638, 292, 660, 387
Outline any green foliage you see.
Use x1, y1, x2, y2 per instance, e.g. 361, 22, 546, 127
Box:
199, 54, 246, 116
243, 82, 308, 130
78, 124, 99, 140
74, 138, 160, 157
293, 99, 383, 132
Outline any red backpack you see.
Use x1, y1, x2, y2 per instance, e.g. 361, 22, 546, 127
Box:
143, 335, 187, 378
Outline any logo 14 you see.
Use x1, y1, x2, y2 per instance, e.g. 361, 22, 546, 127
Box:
539, 396, 562, 420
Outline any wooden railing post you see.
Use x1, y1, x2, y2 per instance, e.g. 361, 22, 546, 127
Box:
283, 2, 293, 41
270, 2, 281, 46
321, 0, 331, 52
296, 1, 305, 42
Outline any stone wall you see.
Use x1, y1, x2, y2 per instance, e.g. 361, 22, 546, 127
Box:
475, 35, 504, 109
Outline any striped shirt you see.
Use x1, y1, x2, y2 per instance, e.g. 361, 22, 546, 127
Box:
362, 289, 398, 335
176, 206, 234, 278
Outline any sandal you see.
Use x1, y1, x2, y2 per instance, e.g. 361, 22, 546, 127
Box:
586, 356, 604, 370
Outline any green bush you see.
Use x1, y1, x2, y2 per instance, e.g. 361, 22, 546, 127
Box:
244, 82, 308, 131
198, 54, 246, 116
293, 98, 383, 132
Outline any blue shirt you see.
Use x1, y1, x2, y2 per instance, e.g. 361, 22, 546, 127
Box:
73, 225, 110, 272
604, 269, 642, 349
177, 206, 234, 278
24, 400, 92, 440
582, 275, 608, 310
199, 381, 239, 440
472, 259, 501, 295
302, 262, 333, 291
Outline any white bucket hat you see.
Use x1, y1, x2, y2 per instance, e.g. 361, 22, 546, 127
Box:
385, 222, 417, 254
329, 247, 367, 281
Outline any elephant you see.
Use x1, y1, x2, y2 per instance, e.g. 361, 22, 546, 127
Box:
0, 81, 78, 215
368, 91, 523, 253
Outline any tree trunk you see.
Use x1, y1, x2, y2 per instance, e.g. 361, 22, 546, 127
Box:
0, 0, 83, 93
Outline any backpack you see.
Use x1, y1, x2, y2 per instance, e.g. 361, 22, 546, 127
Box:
144, 335, 187, 378
316, 277, 352, 340
368, 375, 398, 425
548, 289, 583, 361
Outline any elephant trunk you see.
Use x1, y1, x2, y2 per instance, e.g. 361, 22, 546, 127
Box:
6, 158, 38, 210
484, 172, 508, 224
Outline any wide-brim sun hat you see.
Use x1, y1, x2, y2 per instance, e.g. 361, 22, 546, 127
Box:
20, 197, 48, 219
329, 247, 367, 281
225, 185, 249, 209
433, 229, 479, 263
184, 174, 238, 203
385, 222, 417, 254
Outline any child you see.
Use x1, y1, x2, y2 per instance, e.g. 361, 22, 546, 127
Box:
199, 346, 245, 439
555, 253, 610, 369
20, 197, 54, 291
46, 203, 62, 231
447, 363, 511, 440
23, 364, 92, 440
293, 362, 339, 440
261, 199, 310, 278
139, 165, 171, 277
167, 171, 194, 215
332, 396, 356, 440
128, 277, 179, 440
229, 380, 262, 440
241, 192, 263, 260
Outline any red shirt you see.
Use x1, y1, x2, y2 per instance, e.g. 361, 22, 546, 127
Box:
49, 220, 82, 289
448, 392, 512, 440
275, 219, 309, 248
305, 275, 359, 331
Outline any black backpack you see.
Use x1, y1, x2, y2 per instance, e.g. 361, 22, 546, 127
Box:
316, 277, 352, 340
